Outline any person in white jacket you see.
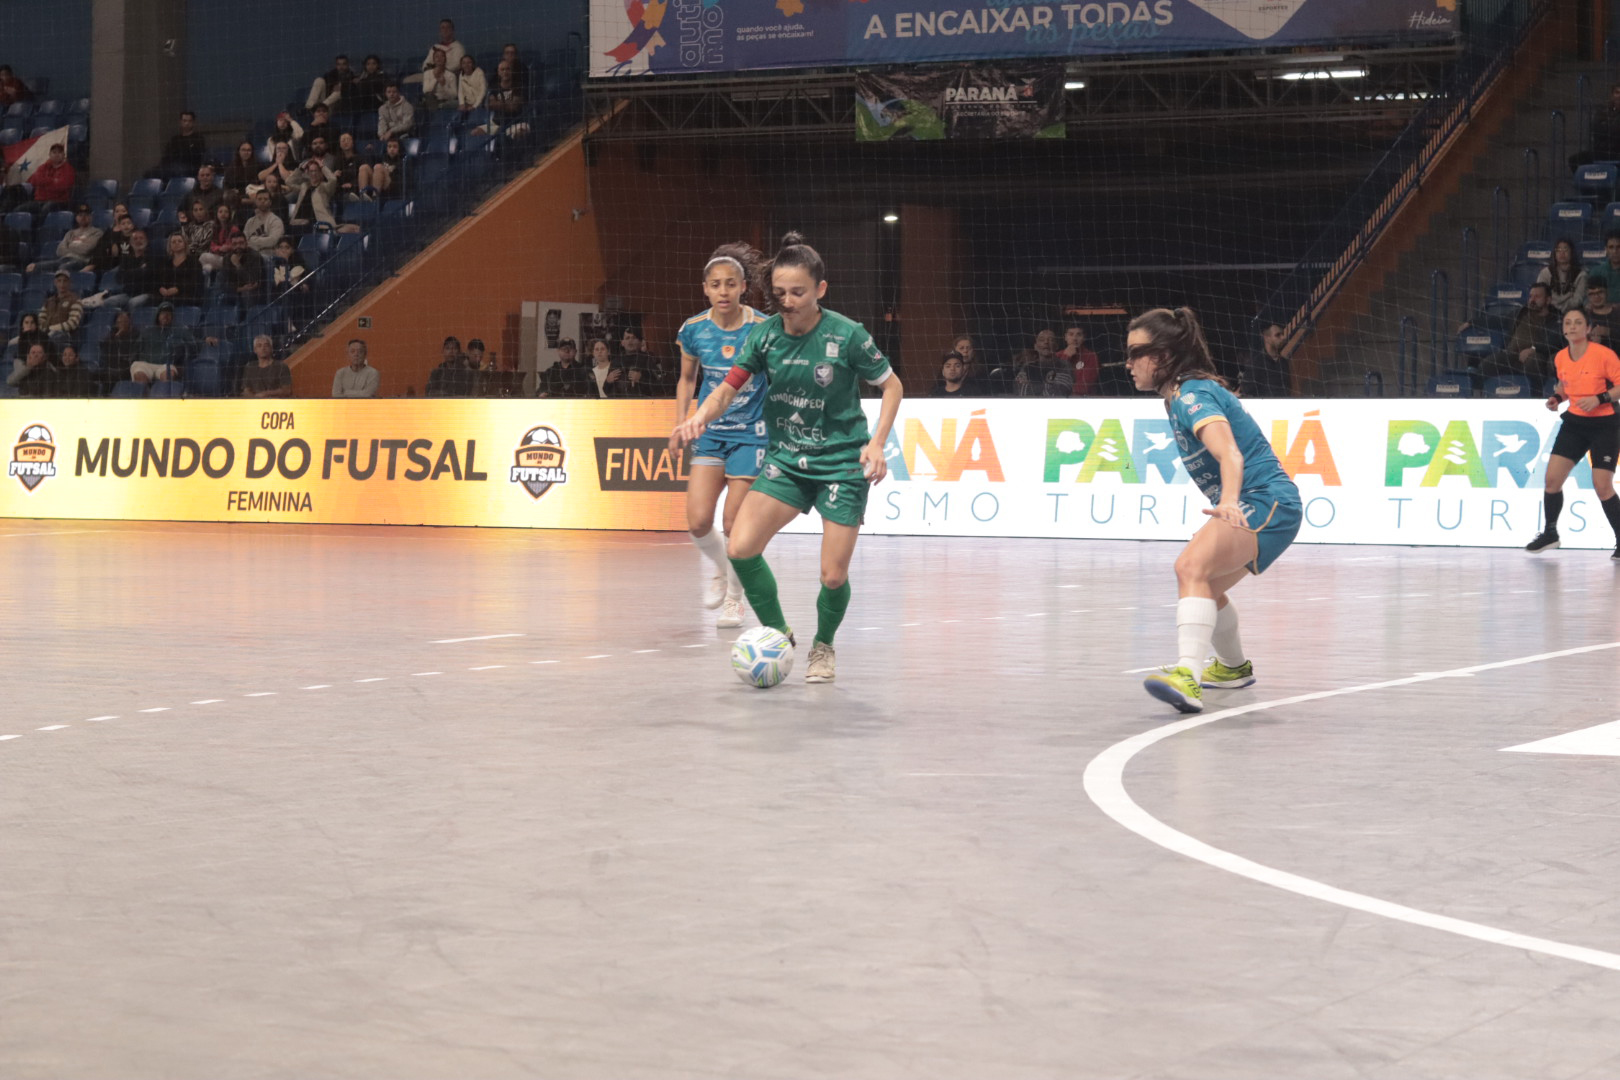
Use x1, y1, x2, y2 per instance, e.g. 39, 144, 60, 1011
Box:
457, 55, 487, 113
405, 19, 465, 86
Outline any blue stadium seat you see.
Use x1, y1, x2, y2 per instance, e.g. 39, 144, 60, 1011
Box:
1427, 372, 1474, 397
67, 124, 87, 146
126, 195, 156, 216
162, 177, 196, 203
70, 270, 95, 296
110, 379, 146, 398
86, 305, 118, 333
91, 209, 114, 230
1576, 162, 1617, 200
424, 132, 456, 156
34, 99, 62, 117
0, 129, 21, 147
0, 270, 23, 299
127, 177, 163, 200
1454, 327, 1503, 359
1517, 240, 1553, 264
184, 358, 225, 397
129, 208, 152, 229
1510, 261, 1544, 291
1549, 201, 1592, 237
17, 287, 46, 314
130, 306, 157, 328
147, 380, 184, 398
341, 201, 379, 230
297, 233, 331, 263
424, 109, 458, 133
401, 137, 421, 158
75, 339, 100, 369
154, 206, 180, 230
1484, 375, 1534, 398
1602, 202, 1620, 231
1580, 239, 1606, 264
173, 305, 202, 328
72, 98, 90, 114
1, 211, 29, 237
4, 102, 32, 119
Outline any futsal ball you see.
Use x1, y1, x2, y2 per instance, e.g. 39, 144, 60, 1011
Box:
730, 626, 795, 688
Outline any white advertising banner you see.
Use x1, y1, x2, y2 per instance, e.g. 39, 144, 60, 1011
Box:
779, 398, 1603, 549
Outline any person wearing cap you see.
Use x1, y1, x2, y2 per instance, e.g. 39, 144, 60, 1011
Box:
332, 338, 380, 398
931, 351, 974, 397
42, 269, 83, 347
537, 338, 589, 398
3, 143, 76, 221
131, 302, 197, 384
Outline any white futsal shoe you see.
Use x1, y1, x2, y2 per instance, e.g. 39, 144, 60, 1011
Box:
805, 641, 836, 683
716, 593, 745, 629
703, 570, 727, 609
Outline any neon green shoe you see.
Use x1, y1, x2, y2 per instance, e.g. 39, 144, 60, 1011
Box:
1200, 658, 1255, 690
1143, 666, 1203, 713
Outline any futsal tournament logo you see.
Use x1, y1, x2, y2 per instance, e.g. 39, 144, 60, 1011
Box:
510, 425, 569, 500
10, 424, 58, 492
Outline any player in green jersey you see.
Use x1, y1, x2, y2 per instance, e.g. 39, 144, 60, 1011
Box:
672, 231, 905, 683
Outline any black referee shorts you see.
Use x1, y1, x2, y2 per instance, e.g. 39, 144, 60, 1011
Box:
1551, 412, 1620, 471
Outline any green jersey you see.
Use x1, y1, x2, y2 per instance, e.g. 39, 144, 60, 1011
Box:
735, 308, 893, 480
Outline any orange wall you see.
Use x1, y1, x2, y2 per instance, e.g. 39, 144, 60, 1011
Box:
288, 136, 607, 398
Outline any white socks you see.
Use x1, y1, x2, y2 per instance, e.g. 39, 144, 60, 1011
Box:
1211, 601, 1245, 667
691, 528, 741, 595
1176, 596, 1219, 675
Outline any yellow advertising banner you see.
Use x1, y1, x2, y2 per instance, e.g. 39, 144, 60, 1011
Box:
0, 401, 690, 529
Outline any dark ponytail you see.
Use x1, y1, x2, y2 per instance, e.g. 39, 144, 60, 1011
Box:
704, 241, 767, 298
1127, 306, 1229, 393
768, 230, 826, 285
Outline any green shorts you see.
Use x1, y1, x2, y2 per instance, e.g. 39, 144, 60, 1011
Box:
751, 458, 869, 526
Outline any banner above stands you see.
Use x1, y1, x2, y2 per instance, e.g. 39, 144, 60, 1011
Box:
590, 0, 1458, 78
0, 397, 1598, 550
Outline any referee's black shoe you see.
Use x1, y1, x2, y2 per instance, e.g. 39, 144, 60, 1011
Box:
1525, 529, 1560, 553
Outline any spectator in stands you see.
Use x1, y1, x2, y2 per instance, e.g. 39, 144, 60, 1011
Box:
1587, 230, 1620, 294
332, 132, 364, 204
264, 112, 304, 162
537, 339, 588, 397
480, 61, 527, 137
1539, 238, 1588, 313
619, 327, 672, 395
244, 190, 286, 255
465, 337, 488, 374
115, 229, 158, 308
1060, 325, 1101, 396
42, 203, 102, 274
155, 232, 204, 308
348, 54, 387, 114
931, 351, 973, 397
7, 341, 52, 396
485, 347, 524, 398
457, 54, 488, 114
1482, 282, 1563, 383
42, 269, 83, 346
131, 302, 195, 384
191, 163, 223, 217
364, 137, 410, 200
241, 334, 293, 398
1244, 322, 1290, 397
288, 157, 338, 230
586, 337, 630, 398
44, 343, 94, 398
9, 311, 50, 359
305, 105, 337, 156
0, 66, 32, 107
221, 230, 265, 306
8, 143, 76, 220
181, 198, 214, 260
1587, 279, 1617, 344
333, 338, 379, 397
161, 111, 207, 177
421, 51, 459, 112
259, 141, 298, 190
223, 141, 258, 208
950, 333, 989, 384
378, 83, 415, 142
501, 45, 529, 91
417, 19, 466, 83
200, 204, 236, 271
260, 172, 291, 224
993, 329, 1069, 396
1574, 83, 1620, 169
306, 55, 356, 113
426, 335, 480, 397
100, 310, 139, 373
91, 213, 135, 273
269, 236, 312, 326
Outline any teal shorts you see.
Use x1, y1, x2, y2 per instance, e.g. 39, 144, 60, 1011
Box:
750, 458, 869, 527
1239, 492, 1302, 575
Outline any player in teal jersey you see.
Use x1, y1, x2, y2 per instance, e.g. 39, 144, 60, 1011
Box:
1124, 307, 1302, 715
672, 232, 905, 683
672, 242, 769, 629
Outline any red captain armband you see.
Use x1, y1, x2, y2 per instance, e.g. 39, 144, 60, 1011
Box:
723, 365, 750, 389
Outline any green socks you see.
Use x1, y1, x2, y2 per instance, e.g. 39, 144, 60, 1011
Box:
815, 580, 851, 646
729, 554, 789, 636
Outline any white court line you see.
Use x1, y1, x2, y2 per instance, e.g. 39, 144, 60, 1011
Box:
412, 671, 441, 677
901, 622, 921, 627
84, 715, 117, 722
0, 734, 18, 741
469, 665, 506, 671
584, 654, 611, 659
139, 707, 169, 713
1025, 613, 1047, 617
302, 685, 331, 690
1121, 666, 1162, 674
682, 643, 712, 648
530, 660, 558, 665
244, 692, 276, 697
634, 649, 660, 654
1083, 639, 1620, 974
857, 627, 881, 631
37, 725, 68, 731
354, 678, 387, 683
432, 633, 526, 644
0, 529, 113, 539
190, 699, 222, 705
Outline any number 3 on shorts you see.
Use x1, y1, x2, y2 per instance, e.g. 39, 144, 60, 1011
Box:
827, 483, 839, 505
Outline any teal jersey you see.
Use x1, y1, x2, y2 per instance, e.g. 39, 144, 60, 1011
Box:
677, 306, 767, 440
734, 308, 893, 480
1167, 379, 1298, 507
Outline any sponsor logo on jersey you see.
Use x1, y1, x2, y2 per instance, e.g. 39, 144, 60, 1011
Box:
825, 342, 839, 358
10, 424, 57, 492
813, 363, 834, 387
763, 462, 782, 479
1181, 393, 1196, 404
721, 345, 735, 360
510, 425, 569, 500
1187, 404, 1201, 414
789, 411, 805, 423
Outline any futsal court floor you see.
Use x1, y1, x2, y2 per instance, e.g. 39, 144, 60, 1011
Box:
3, 520, 1620, 1080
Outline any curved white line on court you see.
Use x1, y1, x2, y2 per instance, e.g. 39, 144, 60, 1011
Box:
1083, 640, 1620, 973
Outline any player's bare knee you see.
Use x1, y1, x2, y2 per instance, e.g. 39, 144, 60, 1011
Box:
1598, 477, 1617, 500
820, 569, 847, 589
1173, 552, 1210, 588
689, 516, 715, 537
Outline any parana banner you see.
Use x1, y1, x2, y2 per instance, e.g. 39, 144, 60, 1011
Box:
591, 0, 1457, 78
0, 397, 1598, 549
855, 65, 1065, 140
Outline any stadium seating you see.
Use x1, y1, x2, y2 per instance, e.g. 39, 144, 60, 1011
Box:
1484, 375, 1534, 397
1427, 373, 1474, 397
